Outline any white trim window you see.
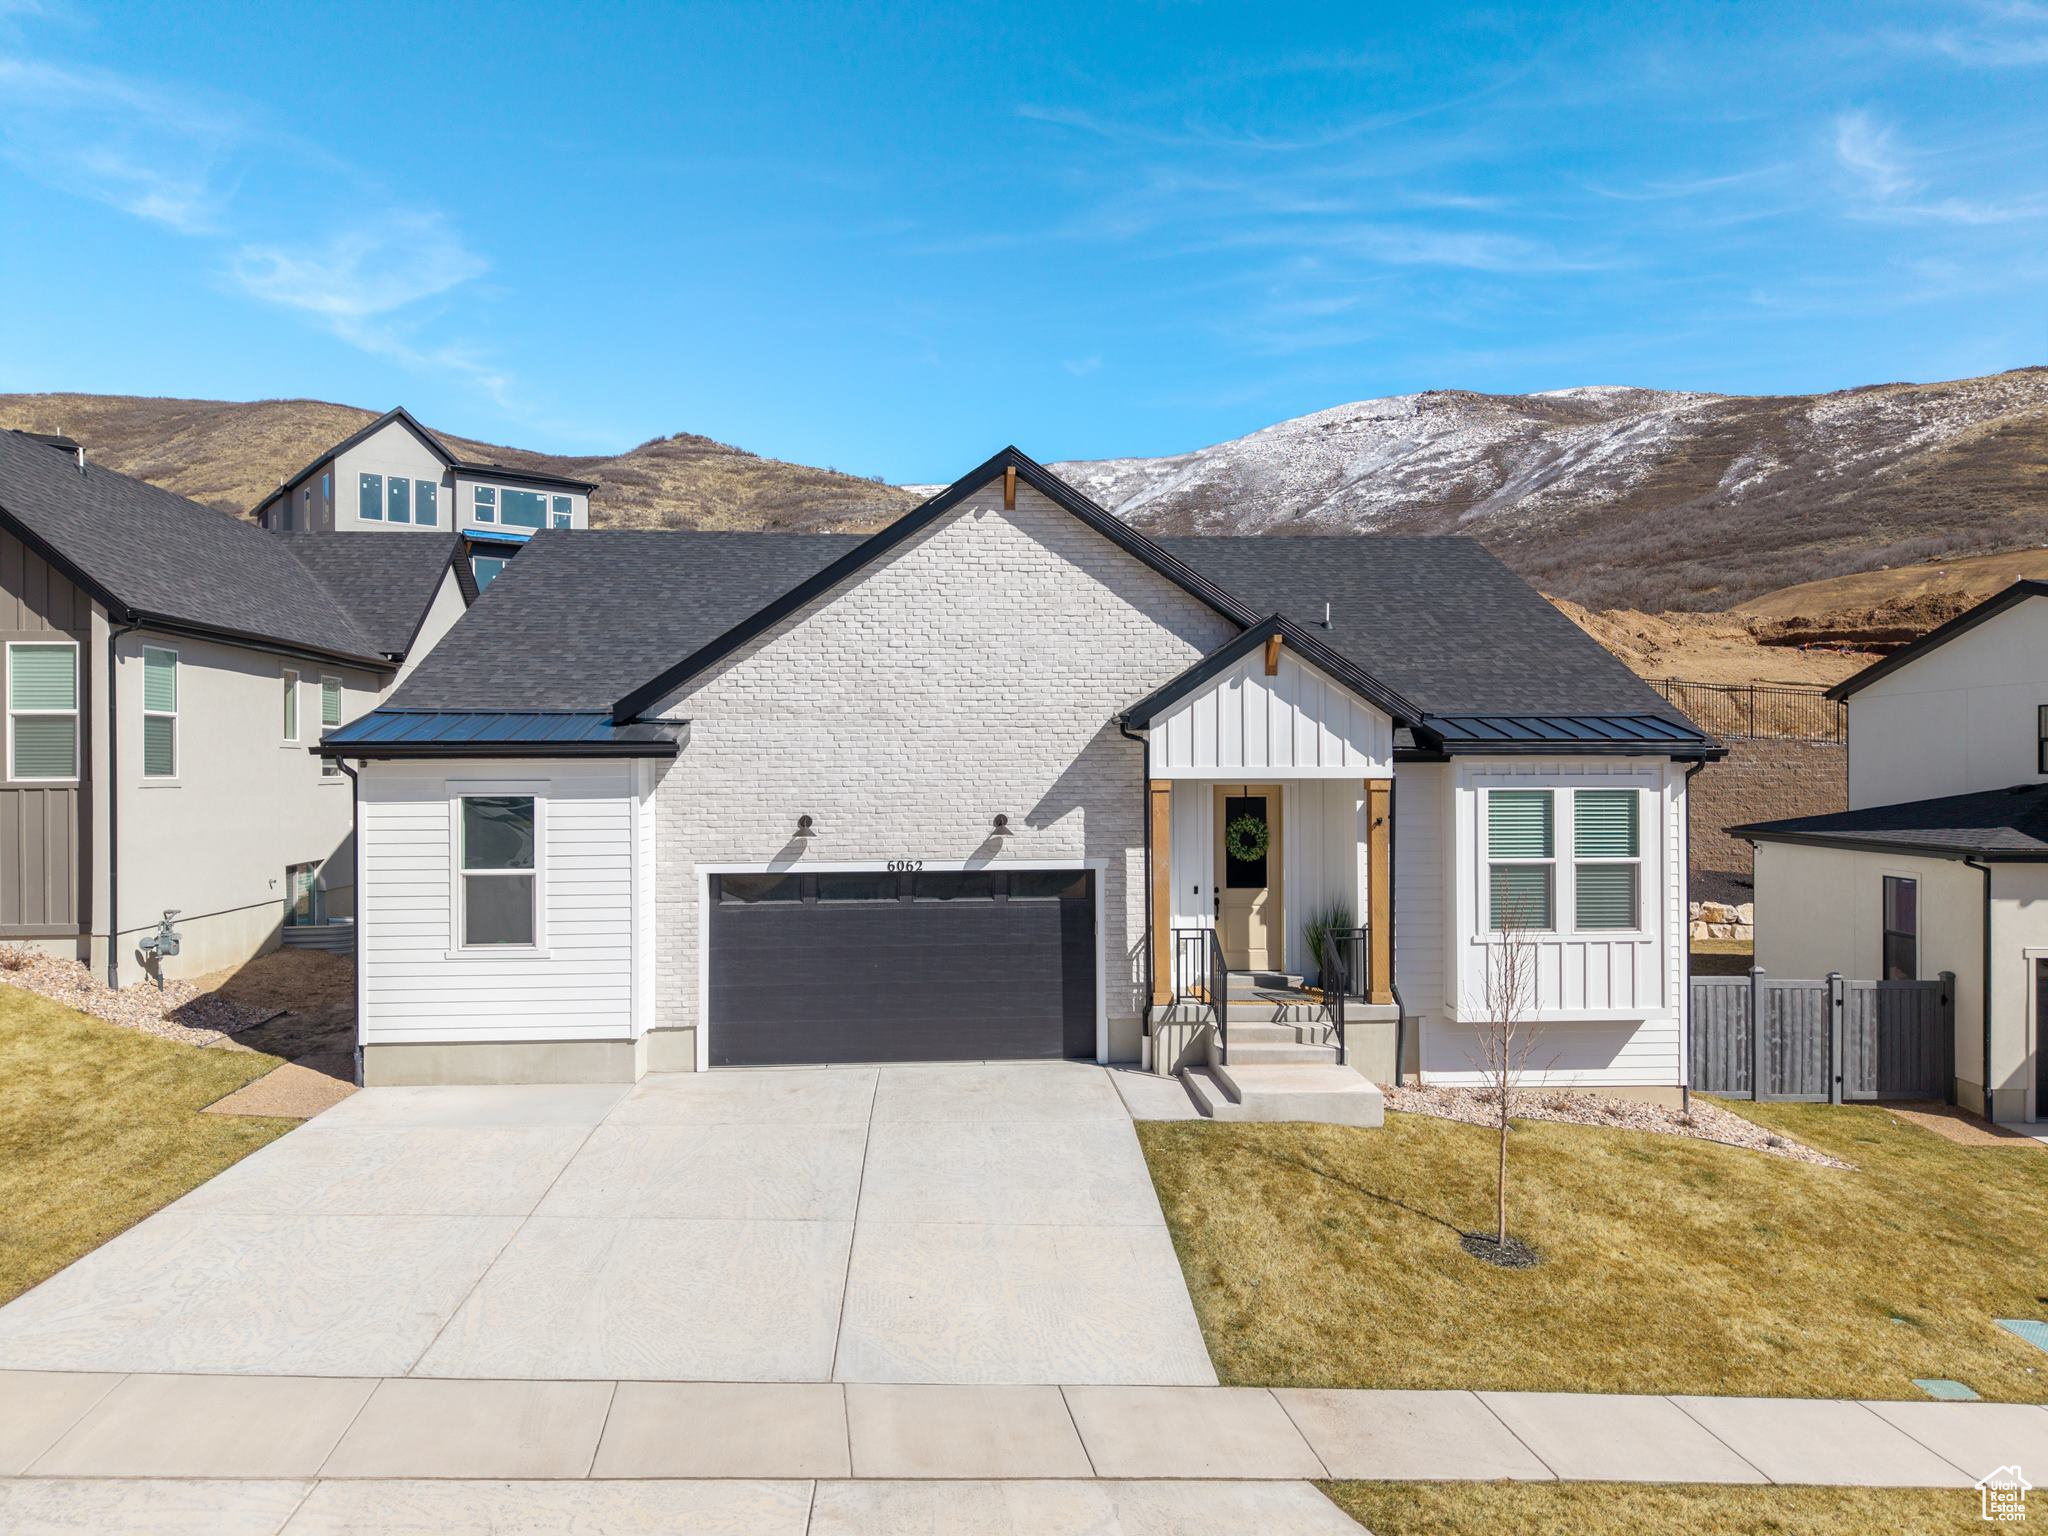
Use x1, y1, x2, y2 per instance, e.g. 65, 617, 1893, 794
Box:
142, 646, 178, 779
7, 641, 78, 782
1572, 789, 1641, 931
282, 669, 299, 743
320, 676, 343, 776
550, 495, 573, 529
1486, 789, 1554, 932
459, 794, 539, 947
472, 485, 496, 523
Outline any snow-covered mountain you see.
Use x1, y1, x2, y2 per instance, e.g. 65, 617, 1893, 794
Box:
1050, 369, 2048, 611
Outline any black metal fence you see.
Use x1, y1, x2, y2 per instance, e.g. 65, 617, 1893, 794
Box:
1690, 969, 1954, 1102
1655, 679, 1846, 743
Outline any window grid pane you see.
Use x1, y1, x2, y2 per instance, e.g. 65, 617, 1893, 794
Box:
462, 796, 535, 871
464, 873, 535, 946
1488, 791, 1553, 859
11, 716, 75, 779
1575, 790, 1639, 858
142, 714, 176, 778
10, 645, 76, 711
1575, 864, 1638, 930
1489, 865, 1553, 931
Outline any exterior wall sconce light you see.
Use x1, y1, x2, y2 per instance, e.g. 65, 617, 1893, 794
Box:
992, 814, 1012, 838
795, 814, 815, 839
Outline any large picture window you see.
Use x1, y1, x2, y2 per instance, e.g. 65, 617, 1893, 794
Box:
461, 795, 537, 946
1573, 789, 1640, 931
1882, 876, 1917, 981
359, 472, 383, 521
414, 480, 439, 526
500, 488, 547, 529
1487, 789, 1554, 931
387, 475, 412, 524
142, 646, 178, 778
7, 642, 78, 781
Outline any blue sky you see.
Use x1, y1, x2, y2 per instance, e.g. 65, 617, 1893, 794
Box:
0, 1, 2043, 480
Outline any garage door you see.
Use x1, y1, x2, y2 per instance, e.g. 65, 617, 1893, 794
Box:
706, 868, 1097, 1065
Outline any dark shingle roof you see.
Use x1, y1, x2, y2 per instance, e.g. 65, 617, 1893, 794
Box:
272, 533, 465, 657
1734, 783, 2048, 860
0, 429, 455, 665
1157, 535, 1688, 723
387, 531, 863, 712
388, 519, 1699, 747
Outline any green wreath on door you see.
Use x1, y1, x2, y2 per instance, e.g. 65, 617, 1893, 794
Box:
1225, 812, 1270, 864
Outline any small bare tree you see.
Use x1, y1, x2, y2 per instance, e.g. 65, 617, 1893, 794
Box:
1470, 915, 1542, 1249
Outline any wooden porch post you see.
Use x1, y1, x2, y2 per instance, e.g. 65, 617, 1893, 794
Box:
1149, 779, 1173, 1005
1366, 777, 1393, 1005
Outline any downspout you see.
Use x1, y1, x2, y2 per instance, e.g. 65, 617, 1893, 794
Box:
1118, 720, 1153, 1069
337, 755, 364, 1086
1966, 855, 1993, 1120
103, 621, 137, 988
1681, 758, 1708, 1118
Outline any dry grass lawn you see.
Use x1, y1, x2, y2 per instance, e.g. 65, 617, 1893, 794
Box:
1138, 1098, 2048, 1400
1320, 1481, 1978, 1535
0, 984, 292, 1304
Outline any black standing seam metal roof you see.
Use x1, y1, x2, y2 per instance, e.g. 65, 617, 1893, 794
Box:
0, 428, 462, 666
1734, 782, 2048, 860
318, 709, 683, 757
1825, 580, 2048, 701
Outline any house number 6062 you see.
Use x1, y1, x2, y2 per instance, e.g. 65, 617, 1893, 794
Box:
886, 859, 924, 872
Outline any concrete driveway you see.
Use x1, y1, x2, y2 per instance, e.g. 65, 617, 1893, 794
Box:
0, 1062, 1216, 1387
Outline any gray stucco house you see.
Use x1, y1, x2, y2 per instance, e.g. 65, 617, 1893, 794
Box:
321, 448, 1719, 1118
0, 428, 471, 983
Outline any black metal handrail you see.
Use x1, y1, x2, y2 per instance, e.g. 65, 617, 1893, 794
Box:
1316, 926, 1369, 1067
1168, 924, 1232, 1065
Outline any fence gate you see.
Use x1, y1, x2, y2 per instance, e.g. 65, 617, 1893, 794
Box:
1688, 969, 1954, 1103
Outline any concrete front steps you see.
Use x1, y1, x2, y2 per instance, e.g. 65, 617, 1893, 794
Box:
1181, 1058, 1386, 1127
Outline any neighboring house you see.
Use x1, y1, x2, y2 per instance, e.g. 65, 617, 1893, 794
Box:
252, 407, 597, 591
0, 428, 472, 984
1736, 581, 2048, 1121
320, 448, 1718, 1112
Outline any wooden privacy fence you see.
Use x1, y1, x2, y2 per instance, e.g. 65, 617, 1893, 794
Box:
1690, 969, 1954, 1103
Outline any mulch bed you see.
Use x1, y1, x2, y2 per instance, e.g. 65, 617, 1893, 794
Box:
0, 954, 280, 1046
1383, 1082, 1850, 1168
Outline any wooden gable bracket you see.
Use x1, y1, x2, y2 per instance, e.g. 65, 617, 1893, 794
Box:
1263, 633, 1282, 676
1003, 465, 1017, 509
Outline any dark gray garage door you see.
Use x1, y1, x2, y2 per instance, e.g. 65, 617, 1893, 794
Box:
707, 868, 1097, 1066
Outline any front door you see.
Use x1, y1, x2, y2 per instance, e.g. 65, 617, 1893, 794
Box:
1214, 785, 1281, 972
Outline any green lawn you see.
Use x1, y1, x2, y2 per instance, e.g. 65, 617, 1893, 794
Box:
1138, 1098, 2048, 1400
0, 984, 293, 1304
1320, 1482, 1981, 1536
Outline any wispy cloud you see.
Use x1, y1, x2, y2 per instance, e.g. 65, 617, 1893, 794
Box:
1884, 1, 2048, 68
1831, 108, 2048, 225
0, 25, 513, 411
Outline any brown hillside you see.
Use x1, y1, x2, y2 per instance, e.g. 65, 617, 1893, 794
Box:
0, 394, 918, 534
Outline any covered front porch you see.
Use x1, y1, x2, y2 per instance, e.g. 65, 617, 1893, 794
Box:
1120, 616, 1412, 1118
1143, 774, 1399, 1086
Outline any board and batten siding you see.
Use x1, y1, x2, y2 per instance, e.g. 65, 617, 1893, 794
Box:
1148, 644, 1392, 778
358, 758, 648, 1045
0, 525, 92, 935
1424, 755, 1687, 1090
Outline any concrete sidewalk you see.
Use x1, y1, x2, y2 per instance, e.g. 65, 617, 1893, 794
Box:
4, 1372, 2042, 1491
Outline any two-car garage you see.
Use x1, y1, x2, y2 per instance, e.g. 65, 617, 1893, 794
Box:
704, 866, 1099, 1066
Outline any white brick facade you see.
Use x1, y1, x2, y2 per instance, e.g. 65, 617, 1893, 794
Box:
648, 479, 1238, 1054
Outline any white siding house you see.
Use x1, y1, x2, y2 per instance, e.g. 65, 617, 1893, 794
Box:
327, 450, 1717, 1112
1742, 581, 2048, 1120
